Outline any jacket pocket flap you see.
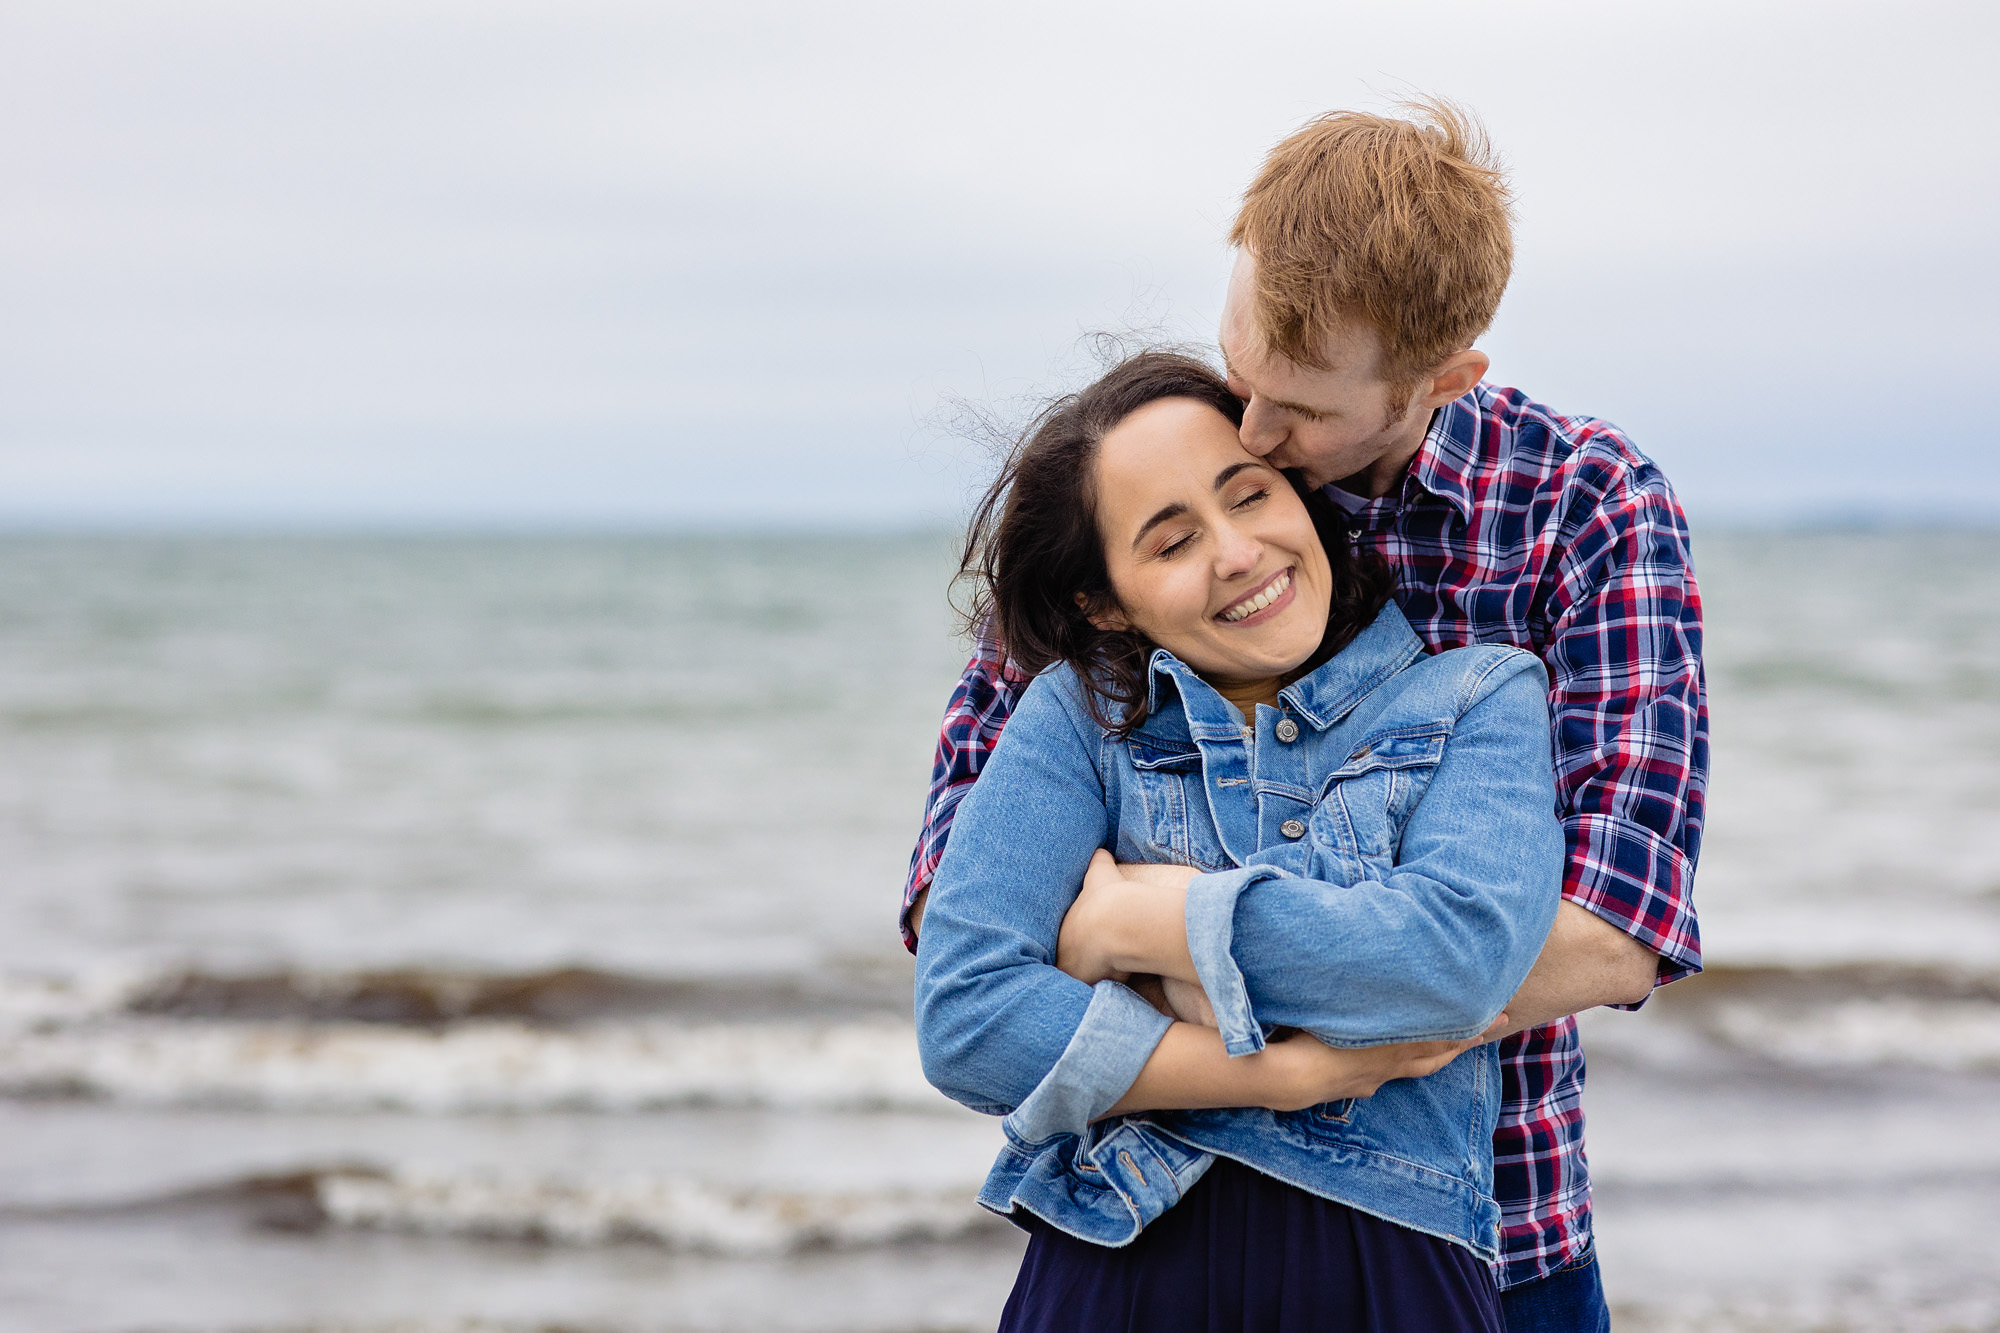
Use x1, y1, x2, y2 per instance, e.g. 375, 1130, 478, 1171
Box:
1324, 724, 1448, 783
1128, 739, 1202, 771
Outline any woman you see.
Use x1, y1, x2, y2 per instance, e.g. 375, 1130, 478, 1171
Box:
912, 351, 1563, 1331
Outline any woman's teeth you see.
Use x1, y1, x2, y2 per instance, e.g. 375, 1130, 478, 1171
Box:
1220, 569, 1291, 623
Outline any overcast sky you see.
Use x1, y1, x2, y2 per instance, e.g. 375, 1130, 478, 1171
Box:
2, 0, 1994, 529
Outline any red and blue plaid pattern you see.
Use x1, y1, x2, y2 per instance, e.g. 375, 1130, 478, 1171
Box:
899, 381, 1708, 1289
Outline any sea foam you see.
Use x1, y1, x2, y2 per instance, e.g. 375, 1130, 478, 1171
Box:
315, 1167, 998, 1252
0, 1016, 945, 1113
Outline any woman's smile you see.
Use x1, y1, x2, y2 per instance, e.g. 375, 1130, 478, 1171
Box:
1217, 567, 1295, 625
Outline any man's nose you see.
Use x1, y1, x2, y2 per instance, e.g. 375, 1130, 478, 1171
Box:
1238, 399, 1285, 458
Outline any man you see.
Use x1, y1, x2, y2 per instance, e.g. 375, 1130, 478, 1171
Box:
901, 99, 1706, 1333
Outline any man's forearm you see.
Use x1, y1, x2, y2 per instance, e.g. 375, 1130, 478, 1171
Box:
1491, 901, 1658, 1037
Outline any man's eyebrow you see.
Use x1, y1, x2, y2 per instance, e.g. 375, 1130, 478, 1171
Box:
1129, 463, 1266, 552
1220, 356, 1330, 419
1268, 395, 1329, 419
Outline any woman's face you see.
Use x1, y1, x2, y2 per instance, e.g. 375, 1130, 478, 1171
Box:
1089, 396, 1335, 687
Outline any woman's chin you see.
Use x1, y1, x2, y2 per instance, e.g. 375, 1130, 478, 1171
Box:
1253, 610, 1330, 666
1198, 623, 1324, 682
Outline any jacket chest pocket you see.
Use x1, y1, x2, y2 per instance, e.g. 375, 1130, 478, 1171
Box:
1127, 741, 1233, 872
1307, 725, 1449, 878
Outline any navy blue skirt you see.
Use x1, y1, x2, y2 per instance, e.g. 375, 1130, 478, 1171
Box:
997, 1157, 1502, 1333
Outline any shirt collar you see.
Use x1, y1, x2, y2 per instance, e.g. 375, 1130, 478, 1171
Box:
1140, 600, 1425, 736
1396, 386, 1484, 521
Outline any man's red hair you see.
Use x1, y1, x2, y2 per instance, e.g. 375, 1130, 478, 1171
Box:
1230, 98, 1514, 385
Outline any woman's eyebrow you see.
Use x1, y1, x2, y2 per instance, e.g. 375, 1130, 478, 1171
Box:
1129, 464, 1264, 551
1131, 502, 1189, 552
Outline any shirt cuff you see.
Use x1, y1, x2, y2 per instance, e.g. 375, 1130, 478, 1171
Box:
1562, 811, 1703, 1005
1000, 979, 1173, 1144
1184, 865, 1290, 1057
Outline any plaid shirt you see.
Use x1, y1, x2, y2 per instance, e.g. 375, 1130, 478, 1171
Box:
899, 381, 1708, 1289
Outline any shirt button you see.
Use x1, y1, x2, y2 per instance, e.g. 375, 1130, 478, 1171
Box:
1274, 718, 1300, 743
1280, 818, 1306, 840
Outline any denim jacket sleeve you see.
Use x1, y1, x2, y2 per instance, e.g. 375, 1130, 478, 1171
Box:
913, 670, 1173, 1138
1186, 654, 1564, 1055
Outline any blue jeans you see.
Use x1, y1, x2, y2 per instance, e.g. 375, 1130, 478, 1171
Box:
1500, 1246, 1609, 1333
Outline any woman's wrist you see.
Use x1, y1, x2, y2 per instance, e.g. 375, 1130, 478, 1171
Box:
1247, 1038, 1312, 1112
1101, 880, 1195, 981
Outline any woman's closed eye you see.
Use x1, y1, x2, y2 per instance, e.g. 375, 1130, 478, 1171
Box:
1153, 488, 1269, 559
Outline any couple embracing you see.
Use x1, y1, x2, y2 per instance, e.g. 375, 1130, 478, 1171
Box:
901, 100, 1706, 1333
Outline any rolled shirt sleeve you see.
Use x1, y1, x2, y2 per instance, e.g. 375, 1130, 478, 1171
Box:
1541, 468, 1706, 991
900, 630, 1027, 953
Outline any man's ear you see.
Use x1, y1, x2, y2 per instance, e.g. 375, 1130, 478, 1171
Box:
1076, 590, 1128, 633
1418, 348, 1489, 410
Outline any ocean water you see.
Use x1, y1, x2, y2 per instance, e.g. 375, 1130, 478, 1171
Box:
1, 530, 1996, 1332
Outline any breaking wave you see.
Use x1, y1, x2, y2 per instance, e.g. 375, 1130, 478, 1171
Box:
0, 1014, 940, 1112
1603, 962, 2000, 1074
11, 959, 1999, 1120
17, 1164, 1001, 1255
314, 1168, 997, 1252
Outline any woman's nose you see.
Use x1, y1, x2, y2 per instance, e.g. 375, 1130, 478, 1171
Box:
1212, 520, 1262, 578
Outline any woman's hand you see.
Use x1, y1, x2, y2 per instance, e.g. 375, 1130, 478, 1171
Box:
1057, 850, 1201, 987
1126, 974, 1219, 1028
1056, 850, 1136, 985
1116, 860, 1199, 891
1160, 975, 1217, 1028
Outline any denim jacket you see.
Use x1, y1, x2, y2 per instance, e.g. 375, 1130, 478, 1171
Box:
913, 602, 1563, 1260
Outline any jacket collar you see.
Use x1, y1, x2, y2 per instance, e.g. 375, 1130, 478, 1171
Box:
1141, 600, 1425, 737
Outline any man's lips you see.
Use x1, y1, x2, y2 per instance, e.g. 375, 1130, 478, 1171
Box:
1217, 568, 1295, 625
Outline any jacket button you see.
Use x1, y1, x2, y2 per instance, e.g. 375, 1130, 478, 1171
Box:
1280, 819, 1306, 840
1274, 718, 1300, 743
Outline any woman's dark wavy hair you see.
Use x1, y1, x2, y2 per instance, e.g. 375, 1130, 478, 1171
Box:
957, 349, 1396, 736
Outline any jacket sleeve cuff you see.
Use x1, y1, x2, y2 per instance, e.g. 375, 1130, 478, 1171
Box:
1185, 865, 1289, 1057
1000, 979, 1173, 1144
